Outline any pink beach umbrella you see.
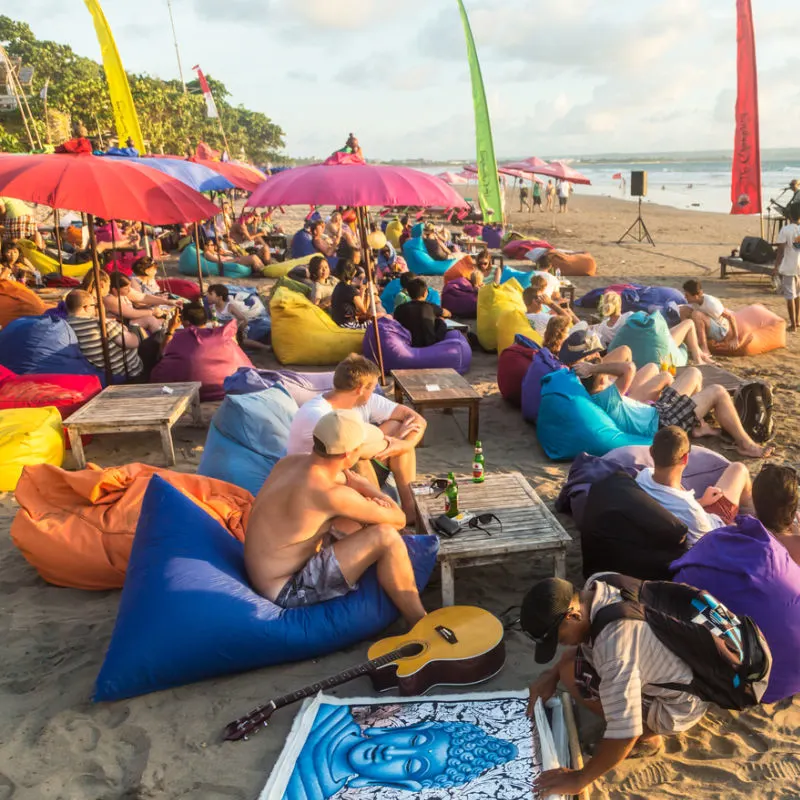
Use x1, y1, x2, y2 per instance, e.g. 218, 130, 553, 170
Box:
436, 171, 471, 186
501, 157, 550, 173
529, 160, 592, 185
246, 162, 468, 209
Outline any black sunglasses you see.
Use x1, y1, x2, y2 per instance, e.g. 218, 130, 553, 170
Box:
466, 513, 503, 537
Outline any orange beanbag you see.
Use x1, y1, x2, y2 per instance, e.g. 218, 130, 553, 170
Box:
547, 251, 597, 277
0, 280, 49, 327
11, 463, 254, 590
443, 256, 477, 285
709, 304, 786, 357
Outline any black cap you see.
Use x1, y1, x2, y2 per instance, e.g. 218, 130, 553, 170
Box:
520, 578, 575, 664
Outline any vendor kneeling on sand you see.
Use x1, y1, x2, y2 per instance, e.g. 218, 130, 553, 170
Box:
245, 409, 426, 628
287, 354, 425, 524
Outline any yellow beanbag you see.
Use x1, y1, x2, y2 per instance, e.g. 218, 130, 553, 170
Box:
270, 287, 365, 365
497, 308, 542, 355
476, 278, 526, 352
260, 252, 318, 280
0, 407, 64, 492
17, 239, 92, 279
385, 219, 404, 250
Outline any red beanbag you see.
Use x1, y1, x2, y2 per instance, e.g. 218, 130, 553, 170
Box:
497, 343, 537, 407
0, 366, 101, 419
709, 304, 786, 357
502, 239, 553, 260
157, 278, 201, 302
150, 321, 253, 401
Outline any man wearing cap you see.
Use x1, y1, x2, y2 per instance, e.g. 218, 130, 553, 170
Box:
246, 409, 426, 627
562, 332, 773, 458
522, 574, 709, 796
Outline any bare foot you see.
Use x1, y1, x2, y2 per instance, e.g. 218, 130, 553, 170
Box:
630, 733, 665, 758
736, 442, 776, 459
692, 421, 722, 439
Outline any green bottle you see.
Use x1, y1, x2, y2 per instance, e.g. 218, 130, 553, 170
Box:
472, 441, 485, 483
444, 472, 459, 518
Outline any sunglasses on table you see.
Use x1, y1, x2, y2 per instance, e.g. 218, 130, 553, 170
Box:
433, 512, 503, 538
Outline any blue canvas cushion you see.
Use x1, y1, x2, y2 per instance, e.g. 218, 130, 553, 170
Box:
609, 310, 688, 369
197, 386, 297, 495
536, 370, 651, 460
381, 279, 441, 315
401, 236, 457, 277
94, 476, 439, 701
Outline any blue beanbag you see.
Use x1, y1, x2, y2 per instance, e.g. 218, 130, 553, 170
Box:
500, 266, 536, 289
402, 236, 458, 277
521, 347, 565, 423
380, 279, 441, 315
536, 370, 651, 460
94, 476, 439, 701
609, 310, 688, 369
290, 229, 316, 258
0, 316, 104, 379
178, 245, 251, 279
197, 386, 297, 495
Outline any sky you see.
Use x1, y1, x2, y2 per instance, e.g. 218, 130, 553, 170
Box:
8, 0, 800, 161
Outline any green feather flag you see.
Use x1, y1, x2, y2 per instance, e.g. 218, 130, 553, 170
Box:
456, 0, 503, 224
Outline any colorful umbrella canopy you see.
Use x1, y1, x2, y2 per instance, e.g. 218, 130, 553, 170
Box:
106, 155, 235, 192
0, 153, 219, 223
246, 163, 468, 209
436, 171, 472, 185
193, 159, 265, 192
501, 157, 550, 172
463, 164, 541, 182
528, 160, 591, 185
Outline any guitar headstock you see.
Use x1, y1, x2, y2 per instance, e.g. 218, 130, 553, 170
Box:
223, 702, 276, 742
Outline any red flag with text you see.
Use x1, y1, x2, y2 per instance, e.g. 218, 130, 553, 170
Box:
730, 0, 761, 215
192, 65, 219, 119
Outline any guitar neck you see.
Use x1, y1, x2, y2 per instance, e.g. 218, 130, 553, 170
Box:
272, 645, 409, 710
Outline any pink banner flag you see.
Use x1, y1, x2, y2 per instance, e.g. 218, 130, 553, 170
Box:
731, 0, 762, 215
192, 65, 219, 119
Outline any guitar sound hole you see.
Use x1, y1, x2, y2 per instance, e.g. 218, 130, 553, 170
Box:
401, 642, 425, 658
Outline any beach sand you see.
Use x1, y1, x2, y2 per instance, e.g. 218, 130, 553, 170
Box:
0, 194, 798, 799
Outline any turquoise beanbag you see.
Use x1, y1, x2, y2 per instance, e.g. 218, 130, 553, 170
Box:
381, 278, 441, 314
536, 370, 651, 460
402, 236, 458, 277
178, 244, 252, 279
609, 310, 688, 369
500, 265, 536, 289
198, 385, 297, 495
94, 476, 439, 700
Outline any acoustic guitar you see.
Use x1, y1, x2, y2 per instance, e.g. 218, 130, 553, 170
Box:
223, 605, 505, 741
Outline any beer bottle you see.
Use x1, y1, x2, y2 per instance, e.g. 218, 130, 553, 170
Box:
472, 441, 485, 483
444, 472, 459, 518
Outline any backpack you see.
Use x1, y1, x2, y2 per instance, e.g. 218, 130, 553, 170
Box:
589, 574, 772, 710
733, 380, 774, 444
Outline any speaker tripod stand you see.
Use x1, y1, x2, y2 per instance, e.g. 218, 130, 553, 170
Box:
618, 197, 655, 246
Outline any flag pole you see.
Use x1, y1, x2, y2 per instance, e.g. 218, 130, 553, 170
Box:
165, 0, 187, 94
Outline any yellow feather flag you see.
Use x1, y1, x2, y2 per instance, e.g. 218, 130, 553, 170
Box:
83, 0, 144, 152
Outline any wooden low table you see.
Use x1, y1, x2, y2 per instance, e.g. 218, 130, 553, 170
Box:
677, 363, 745, 395
64, 382, 203, 469
414, 471, 572, 605
392, 368, 481, 444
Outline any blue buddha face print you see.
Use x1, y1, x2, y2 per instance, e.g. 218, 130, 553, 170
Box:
270, 695, 537, 800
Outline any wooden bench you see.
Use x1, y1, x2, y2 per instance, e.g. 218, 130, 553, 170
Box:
677, 363, 745, 396
64, 382, 203, 469
718, 256, 774, 280
413, 471, 572, 606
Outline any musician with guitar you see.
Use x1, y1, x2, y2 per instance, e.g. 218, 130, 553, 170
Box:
245, 409, 427, 628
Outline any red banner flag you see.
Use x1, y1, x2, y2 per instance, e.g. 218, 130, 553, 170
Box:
731, 0, 762, 215
612, 172, 622, 180
192, 64, 219, 119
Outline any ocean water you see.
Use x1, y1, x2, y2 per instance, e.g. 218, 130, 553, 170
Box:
424, 149, 800, 216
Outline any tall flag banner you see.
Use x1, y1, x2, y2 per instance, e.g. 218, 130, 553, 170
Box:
456, 0, 503, 224
731, 0, 762, 216
83, 0, 144, 152
192, 65, 219, 119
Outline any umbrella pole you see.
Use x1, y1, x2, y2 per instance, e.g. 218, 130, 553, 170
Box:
356, 206, 385, 385
194, 222, 205, 298
87, 215, 114, 386
111, 225, 131, 382
142, 221, 152, 258
53, 208, 64, 277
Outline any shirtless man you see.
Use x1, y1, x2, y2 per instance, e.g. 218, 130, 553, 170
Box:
246, 410, 427, 627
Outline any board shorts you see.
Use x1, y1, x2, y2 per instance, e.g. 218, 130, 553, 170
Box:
780, 274, 800, 300
274, 529, 356, 609
2, 216, 37, 241
559, 197, 568, 207
533, 196, 542, 206
703, 494, 739, 525
654, 386, 698, 433
707, 316, 730, 342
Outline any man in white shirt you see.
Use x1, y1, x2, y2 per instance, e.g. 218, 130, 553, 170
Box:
635, 426, 753, 545
557, 180, 571, 213
680, 278, 739, 356
773, 204, 800, 331
287, 354, 426, 524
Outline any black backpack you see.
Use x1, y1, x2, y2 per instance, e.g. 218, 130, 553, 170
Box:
734, 380, 774, 444
590, 574, 772, 710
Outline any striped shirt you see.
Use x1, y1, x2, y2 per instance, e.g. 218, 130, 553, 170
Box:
580, 574, 708, 739
67, 316, 143, 378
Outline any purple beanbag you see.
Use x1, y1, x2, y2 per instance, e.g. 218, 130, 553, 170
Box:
442, 278, 478, 318
223, 367, 334, 406
363, 317, 471, 374
521, 347, 564, 423
150, 321, 252, 401
672, 515, 800, 704
482, 226, 504, 250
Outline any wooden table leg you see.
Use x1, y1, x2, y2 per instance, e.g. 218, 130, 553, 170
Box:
160, 423, 177, 466
468, 401, 480, 444
441, 560, 455, 606
189, 391, 202, 426
554, 549, 567, 579
393, 383, 403, 404
67, 427, 86, 469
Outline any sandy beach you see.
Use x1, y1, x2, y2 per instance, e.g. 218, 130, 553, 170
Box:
1, 193, 798, 799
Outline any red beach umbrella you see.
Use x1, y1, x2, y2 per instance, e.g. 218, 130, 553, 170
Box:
501, 157, 550, 173
0, 152, 219, 223
529, 160, 592, 185
192, 159, 266, 192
